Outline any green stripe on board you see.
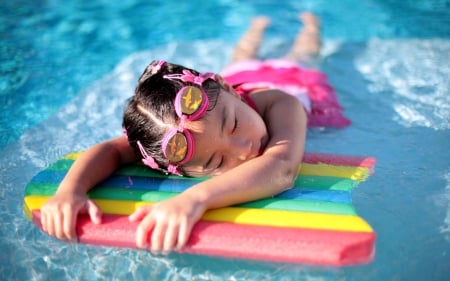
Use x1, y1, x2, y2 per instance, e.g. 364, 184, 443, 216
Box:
35, 165, 357, 192
47, 159, 73, 171
47, 159, 208, 181
237, 198, 356, 215
24, 182, 355, 215
116, 165, 209, 181
25, 182, 58, 196
295, 176, 356, 191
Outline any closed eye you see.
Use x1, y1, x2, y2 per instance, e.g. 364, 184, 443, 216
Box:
218, 156, 224, 169
232, 115, 239, 133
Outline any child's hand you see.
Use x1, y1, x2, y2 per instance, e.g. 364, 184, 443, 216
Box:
40, 191, 102, 242
129, 194, 205, 253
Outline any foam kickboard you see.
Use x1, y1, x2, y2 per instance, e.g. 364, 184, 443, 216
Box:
24, 152, 376, 266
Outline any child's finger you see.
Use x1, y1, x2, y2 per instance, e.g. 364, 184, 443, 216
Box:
177, 219, 194, 250
135, 214, 155, 249
150, 218, 167, 253
85, 200, 102, 225
40, 211, 48, 232
163, 221, 179, 253
53, 212, 65, 240
129, 206, 152, 222
64, 207, 78, 242
45, 213, 55, 237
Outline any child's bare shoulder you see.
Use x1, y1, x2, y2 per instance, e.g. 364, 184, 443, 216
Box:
250, 89, 300, 111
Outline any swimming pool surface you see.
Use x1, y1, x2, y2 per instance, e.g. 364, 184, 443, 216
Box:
1, 0, 449, 280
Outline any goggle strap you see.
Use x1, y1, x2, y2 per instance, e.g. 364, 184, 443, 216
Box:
137, 140, 160, 170
178, 116, 187, 130
167, 164, 181, 175
149, 60, 166, 75
164, 70, 215, 85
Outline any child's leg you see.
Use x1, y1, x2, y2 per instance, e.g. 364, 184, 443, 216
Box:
231, 17, 270, 62
284, 13, 321, 63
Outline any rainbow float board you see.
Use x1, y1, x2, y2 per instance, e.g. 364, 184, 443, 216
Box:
24, 151, 376, 266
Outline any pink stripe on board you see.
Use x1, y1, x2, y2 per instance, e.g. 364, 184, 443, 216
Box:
32, 211, 375, 266
303, 153, 376, 171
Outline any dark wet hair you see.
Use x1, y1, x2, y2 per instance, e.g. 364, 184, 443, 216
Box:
122, 60, 220, 175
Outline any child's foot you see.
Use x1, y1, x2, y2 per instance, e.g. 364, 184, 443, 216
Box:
250, 16, 271, 32
231, 16, 271, 62
300, 12, 320, 34
285, 12, 321, 61
298, 12, 321, 56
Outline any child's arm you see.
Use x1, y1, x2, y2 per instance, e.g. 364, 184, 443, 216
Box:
40, 136, 137, 242
131, 89, 307, 253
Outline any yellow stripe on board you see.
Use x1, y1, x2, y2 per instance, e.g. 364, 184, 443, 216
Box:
24, 196, 49, 217
24, 195, 373, 233
64, 151, 83, 160
299, 163, 370, 182
23, 201, 33, 220
203, 208, 373, 232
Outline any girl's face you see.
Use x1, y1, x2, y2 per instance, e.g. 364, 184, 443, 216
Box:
182, 81, 268, 177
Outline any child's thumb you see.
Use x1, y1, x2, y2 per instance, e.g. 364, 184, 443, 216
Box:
85, 199, 102, 224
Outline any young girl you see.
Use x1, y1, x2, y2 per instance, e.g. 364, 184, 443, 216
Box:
41, 13, 333, 253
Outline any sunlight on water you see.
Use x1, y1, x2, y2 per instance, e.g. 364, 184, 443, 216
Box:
438, 171, 450, 242
355, 39, 450, 130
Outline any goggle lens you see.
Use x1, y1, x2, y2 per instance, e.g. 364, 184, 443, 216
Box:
180, 87, 204, 115
164, 132, 188, 163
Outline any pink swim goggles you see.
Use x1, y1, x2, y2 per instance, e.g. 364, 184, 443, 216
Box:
136, 60, 215, 175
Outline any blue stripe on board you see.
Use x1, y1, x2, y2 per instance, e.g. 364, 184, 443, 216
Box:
276, 189, 351, 203
32, 170, 66, 183
32, 170, 351, 204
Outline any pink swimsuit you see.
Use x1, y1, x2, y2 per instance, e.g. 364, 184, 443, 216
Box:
221, 59, 350, 127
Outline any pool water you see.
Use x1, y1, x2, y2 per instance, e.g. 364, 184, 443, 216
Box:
1, 0, 449, 280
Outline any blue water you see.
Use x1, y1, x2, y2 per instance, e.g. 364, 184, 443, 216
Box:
1, 0, 449, 280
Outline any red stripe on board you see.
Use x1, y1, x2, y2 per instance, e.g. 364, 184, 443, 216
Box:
303, 153, 376, 171
32, 211, 375, 266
